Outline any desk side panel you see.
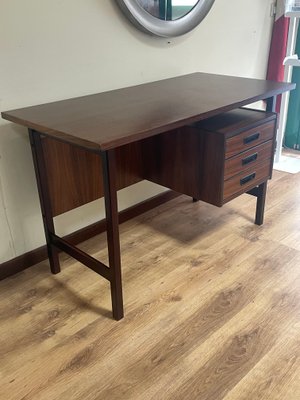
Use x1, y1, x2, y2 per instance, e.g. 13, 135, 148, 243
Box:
142, 127, 202, 199
41, 138, 143, 216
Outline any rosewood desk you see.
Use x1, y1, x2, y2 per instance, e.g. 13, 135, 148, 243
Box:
1, 73, 295, 320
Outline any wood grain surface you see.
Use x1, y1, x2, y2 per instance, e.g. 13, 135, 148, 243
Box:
42, 137, 143, 216
0, 169, 299, 400
224, 140, 273, 180
1, 73, 294, 150
225, 121, 275, 158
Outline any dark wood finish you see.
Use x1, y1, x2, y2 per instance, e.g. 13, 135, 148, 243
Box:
42, 137, 143, 216
1, 74, 294, 151
225, 121, 275, 158
1, 74, 294, 320
142, 109, 276, 210
191, 109, 277, 207
29, 130, 61, 274
266, 96, 276, 112
195, 107, 276, 136
247, 181, 268, 226
196, 129, 225, 205
255, 181, 268, 226
51, 233, 111, 280
0, 191, 179, 281
0, 246, 47, 280
224, 140, 273, 180
102, 150, 124, 321
143, 127, 202, 199
223, 159, 271, 201
41, 137, 102, 216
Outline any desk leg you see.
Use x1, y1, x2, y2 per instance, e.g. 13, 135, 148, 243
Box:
254, 181, 267, 226
247, 181, 268, 226
266, 96, 276, 112
102, 150, 124, 321
29, 130, 60, 274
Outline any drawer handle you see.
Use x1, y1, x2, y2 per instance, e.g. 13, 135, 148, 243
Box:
244, 132, 260, 144
240, 172, 256, 186
242, 152, 258, 166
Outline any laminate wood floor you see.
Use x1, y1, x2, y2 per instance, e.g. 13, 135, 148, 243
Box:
1, 170, 300, 400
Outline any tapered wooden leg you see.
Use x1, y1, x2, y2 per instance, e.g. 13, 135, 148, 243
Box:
192, 198, 199, 202
29, 129, 60, 274
102, 150, 124, 321
255, 181, 267, 226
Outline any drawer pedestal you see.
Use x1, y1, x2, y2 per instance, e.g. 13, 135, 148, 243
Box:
143, 108, 277, 225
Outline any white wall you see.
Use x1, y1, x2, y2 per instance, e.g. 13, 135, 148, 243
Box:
0, 0, 274, 263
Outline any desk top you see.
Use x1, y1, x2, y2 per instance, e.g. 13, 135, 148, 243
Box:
1, 73, 294, 151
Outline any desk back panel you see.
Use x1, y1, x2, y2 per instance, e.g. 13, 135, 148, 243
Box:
41, 138, 143, 216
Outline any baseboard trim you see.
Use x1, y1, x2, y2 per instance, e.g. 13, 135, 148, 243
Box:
0, 190, 179, 281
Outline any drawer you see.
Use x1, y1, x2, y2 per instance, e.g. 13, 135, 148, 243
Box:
225, 120, 275, 159
224, 140, 273, 180
223, 159, 272, 201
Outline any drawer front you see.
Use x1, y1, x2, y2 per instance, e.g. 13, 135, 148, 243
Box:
223, 159, 272, 201
224, 140, 273, 180
225, 120, 275, 159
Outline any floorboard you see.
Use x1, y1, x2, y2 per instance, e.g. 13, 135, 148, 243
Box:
0, 170, 300, 400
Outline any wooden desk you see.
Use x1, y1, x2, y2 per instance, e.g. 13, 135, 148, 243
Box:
1, 73, 294, 320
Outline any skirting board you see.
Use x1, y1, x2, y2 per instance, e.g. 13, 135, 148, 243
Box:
0, 191, 180, 281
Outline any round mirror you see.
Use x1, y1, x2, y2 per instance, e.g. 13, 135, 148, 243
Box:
116, 0, 215, 37
136, 0, 199, 21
